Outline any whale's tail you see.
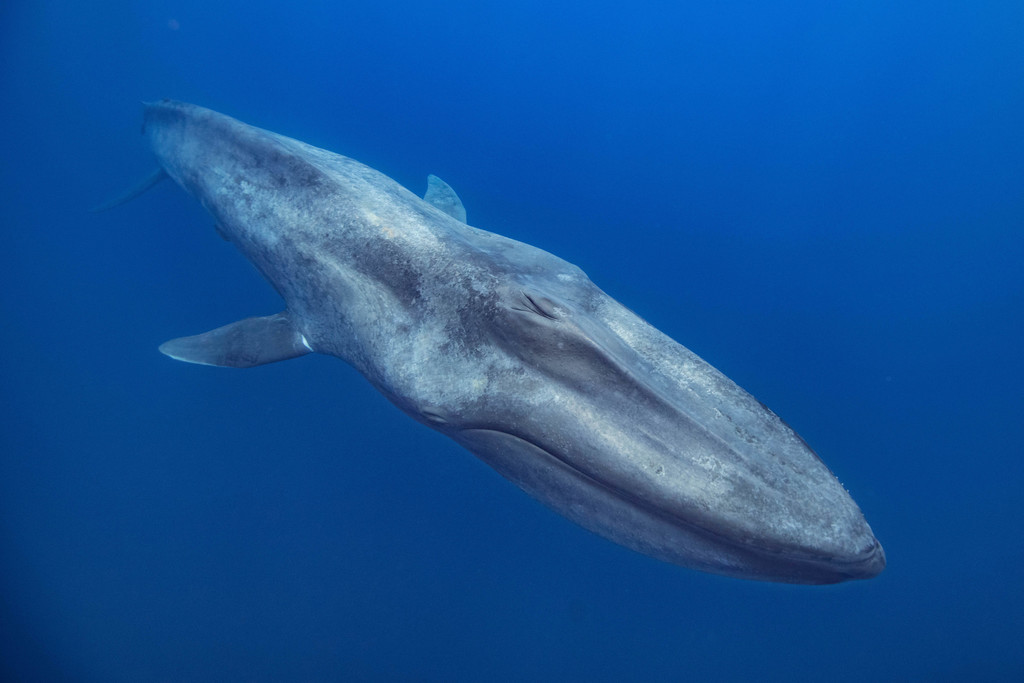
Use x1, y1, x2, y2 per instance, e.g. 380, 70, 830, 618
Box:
90, 167, 167, 212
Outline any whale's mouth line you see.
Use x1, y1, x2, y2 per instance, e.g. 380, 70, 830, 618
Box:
457, 426, 881, 573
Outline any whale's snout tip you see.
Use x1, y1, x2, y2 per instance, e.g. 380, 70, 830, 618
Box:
857, 538, 886, 578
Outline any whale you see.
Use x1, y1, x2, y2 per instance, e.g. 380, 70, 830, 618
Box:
117, 100, 884, 584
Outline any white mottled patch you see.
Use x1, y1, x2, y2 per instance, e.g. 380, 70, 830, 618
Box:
360, 202, 441, 251
605, 310, 711, 394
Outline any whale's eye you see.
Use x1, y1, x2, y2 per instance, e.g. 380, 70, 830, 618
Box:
512, 290, 560, 320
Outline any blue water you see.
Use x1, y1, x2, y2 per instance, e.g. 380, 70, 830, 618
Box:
2, 1, 1022, 680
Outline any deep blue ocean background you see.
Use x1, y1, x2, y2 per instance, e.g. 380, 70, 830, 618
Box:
2, 1, 1022, 680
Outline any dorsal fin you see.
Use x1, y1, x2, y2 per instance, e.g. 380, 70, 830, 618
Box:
423, 174, 467, 223
90, 167, 168, 212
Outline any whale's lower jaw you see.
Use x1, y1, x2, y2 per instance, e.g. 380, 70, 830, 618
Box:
455, 428, 885, 584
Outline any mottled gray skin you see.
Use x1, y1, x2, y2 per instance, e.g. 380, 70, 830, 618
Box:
143, 100, 884, 584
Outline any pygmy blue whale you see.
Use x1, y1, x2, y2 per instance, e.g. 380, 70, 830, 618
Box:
115, 100, 884, 584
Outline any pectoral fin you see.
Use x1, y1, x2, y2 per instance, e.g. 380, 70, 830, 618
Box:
423, 174, 467, 223
159, 312, 312, 368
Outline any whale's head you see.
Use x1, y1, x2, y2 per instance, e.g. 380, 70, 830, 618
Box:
404, 236, 885, 584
